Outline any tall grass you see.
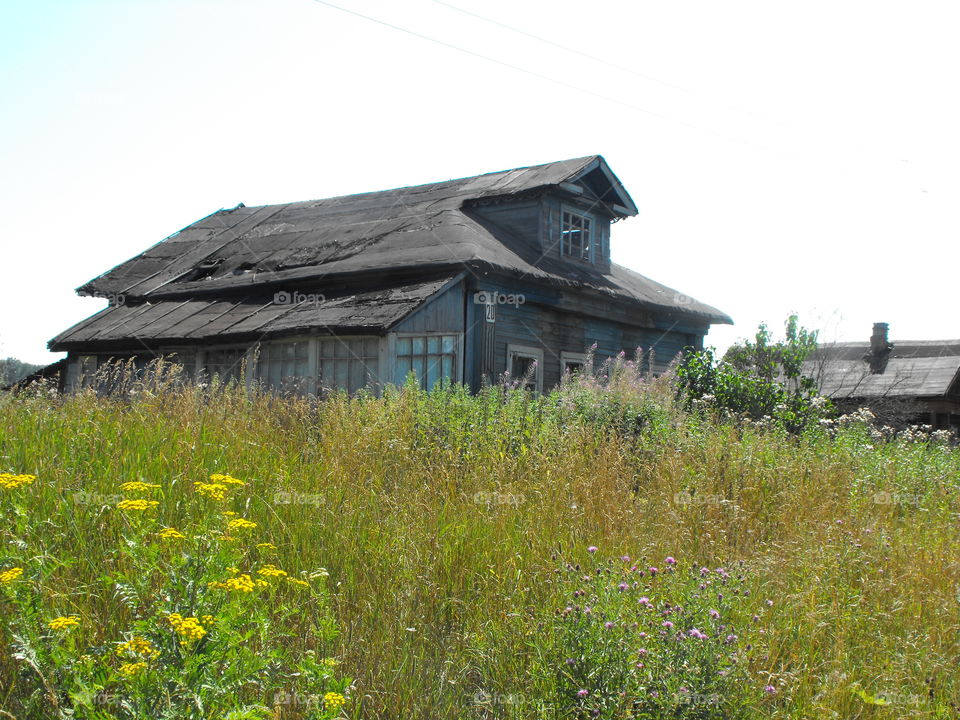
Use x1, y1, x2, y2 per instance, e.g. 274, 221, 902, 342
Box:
1, 362, 958, 718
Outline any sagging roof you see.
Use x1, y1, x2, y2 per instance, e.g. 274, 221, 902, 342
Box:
51, 277, 456, 350
807, 340, 960, 399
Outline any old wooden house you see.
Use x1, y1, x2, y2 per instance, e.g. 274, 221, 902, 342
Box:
807, 323, 960, 429
49, 156, 731, 393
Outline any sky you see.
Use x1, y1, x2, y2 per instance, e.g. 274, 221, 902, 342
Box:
1, 0, 957, 365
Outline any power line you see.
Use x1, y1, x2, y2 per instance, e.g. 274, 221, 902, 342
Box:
308, 0, 939, 191
429, 0, 943, 178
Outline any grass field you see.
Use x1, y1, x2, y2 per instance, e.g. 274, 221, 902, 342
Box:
1, 364, 958, 718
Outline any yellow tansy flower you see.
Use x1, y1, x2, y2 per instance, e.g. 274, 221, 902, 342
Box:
0, 567, 24, 584
48, 616, 81, 631
166, 613, 206, 642
200, 614, 215, 625
119, 481, 161, 493
286, 577, 310, 588
321, 657, 339, 668
115, 635, 159, 659
118, 661, 148, 677
116, 499, 160, 511
209, 473, 245, 486
227, 518, 257, 531
256, 542, 277, 551
0, 473, 37, 490
158, 528, 185, 540
193, 481, 227, 501
222, 510, 237, 517
324, 692, 347, 710
257, 564, 287, 578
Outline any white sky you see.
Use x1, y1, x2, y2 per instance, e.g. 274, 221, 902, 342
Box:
1, 0, 957, 365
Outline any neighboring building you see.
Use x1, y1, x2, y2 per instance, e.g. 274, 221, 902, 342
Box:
807, 323, 960, 429
49, 155, 731, 394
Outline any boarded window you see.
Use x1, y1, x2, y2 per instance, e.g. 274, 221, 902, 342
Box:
257, 340, 310, 392
395, 334, 458, 389
318, 337, 379, 394
204, 348, 246, 382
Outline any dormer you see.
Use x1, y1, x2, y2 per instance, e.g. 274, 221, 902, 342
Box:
464, 155, 637, 274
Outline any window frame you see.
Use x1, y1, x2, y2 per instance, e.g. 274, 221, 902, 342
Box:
560, 351, 588, 377
392, 332, 462, 389
560, 207, 594, 262
316, 335, 381, 395
507, 343, 544, 393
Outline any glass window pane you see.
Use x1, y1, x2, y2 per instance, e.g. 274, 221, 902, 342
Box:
397, 337, 411, 356
427, 336, 440, 354
442, 335, 455, 353
412, 337, 424, 355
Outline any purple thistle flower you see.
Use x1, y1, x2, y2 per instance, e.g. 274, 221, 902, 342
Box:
604, 621, 615, 629
587, 546, 598, 554
577, 689, 589, 698
665, 556, 677, 565
621, 555, 631, 562
709, 609, 720, 619
618, 582, 629, 591
662, 621, 674, 629
649, 567, 659, 575
764, 685, 777, 695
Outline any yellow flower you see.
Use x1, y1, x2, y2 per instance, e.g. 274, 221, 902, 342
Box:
115, 635, 159, 659
193, 481, 227, 501
209, 473, 245, 487
119, 481, 161, 493
257, 564, 287, 578
0, 567, 24, 585
286, 577, 310, 588
222, 511, 237, 517
0, 473, 37, 490
158, 528, 185, 540
226, 566, 240, 574
118, 661, 147, 677
321, 657, 339, 668
116, 499, 160, 511
209, 573, 256, 592
324, 692, 347, 710
48, 616, 80, 631
227, 518, 257, 531
256, 542, 277, 551
200, 614, 215, 625
166, 613, 206, 642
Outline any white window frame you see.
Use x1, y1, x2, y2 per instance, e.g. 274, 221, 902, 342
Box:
507, 344, 544, 392
560, 207, 594, 262
560, 351, 588, 377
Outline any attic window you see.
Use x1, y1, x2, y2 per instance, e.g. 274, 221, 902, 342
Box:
561, 210, 592, 261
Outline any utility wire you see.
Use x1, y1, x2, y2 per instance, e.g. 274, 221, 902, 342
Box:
309, 0, 938, 190
430, 0, 944, 178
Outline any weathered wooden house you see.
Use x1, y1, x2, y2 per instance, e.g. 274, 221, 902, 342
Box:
807, 323, 960, 429
49, 156, 731, 393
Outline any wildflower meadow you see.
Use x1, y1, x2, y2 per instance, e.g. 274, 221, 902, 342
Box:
1, 358, 958, 718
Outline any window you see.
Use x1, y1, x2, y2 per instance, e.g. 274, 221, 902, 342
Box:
257, 339, 310, 392
561, 210, 593, 261
507, 344, 543, 392
318, 336, 379, 394
561, 351, 588, 377
395, 334, 458, 389
203, 348, 246, 382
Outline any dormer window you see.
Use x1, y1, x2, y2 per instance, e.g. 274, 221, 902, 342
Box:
561, 209, 593, 261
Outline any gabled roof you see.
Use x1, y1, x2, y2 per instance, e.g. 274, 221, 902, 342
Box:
52, 156, 730, 351
806, 340, 960, 399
